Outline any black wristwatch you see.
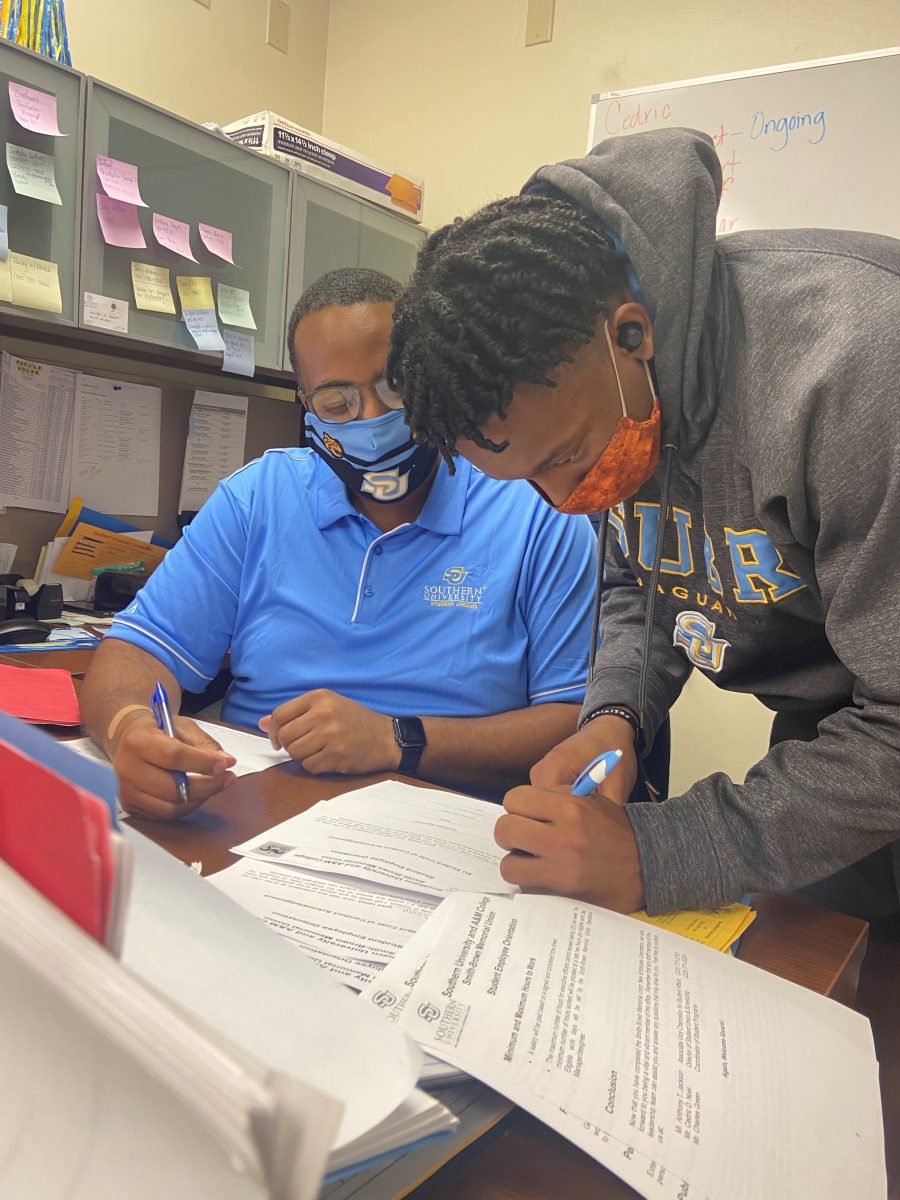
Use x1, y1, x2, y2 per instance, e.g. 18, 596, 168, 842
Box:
392, 716, 427, 776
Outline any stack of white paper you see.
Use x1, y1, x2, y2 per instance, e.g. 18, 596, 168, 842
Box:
122, 826, 458, 1181
0, 859, 341, 1200
360, 891, 887, 1200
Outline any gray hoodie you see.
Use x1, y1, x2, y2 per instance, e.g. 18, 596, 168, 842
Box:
526, 128, 900, 915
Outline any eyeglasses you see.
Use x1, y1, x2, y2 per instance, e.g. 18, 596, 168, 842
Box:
297, 377, 405, 424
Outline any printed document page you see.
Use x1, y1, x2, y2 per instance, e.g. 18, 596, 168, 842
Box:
178, 390, 248, 512
0, 352, 74, 512
366, 893, 885, 1200
210, 858, 438, 989
71, 374, 162, 516
231, 781, 515, 898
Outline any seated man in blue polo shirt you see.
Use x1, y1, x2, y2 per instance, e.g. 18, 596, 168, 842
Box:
79, 268, 597, 821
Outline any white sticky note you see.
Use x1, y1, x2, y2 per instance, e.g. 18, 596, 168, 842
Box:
6, 143, 62, 205
217, 283, 256, 330
96, 155, 147, 207
8, 80, 65, 136
83, 292, 129, 333
0, 204, 7, 261
222, 330, 255, 377
183, 308, 226, 352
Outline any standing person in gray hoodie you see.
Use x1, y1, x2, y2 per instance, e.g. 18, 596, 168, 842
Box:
387, 127, 900, 934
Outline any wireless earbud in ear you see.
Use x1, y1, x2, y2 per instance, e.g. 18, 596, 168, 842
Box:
616, 322, 644, 351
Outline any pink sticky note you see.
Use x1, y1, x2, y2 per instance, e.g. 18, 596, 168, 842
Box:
152, 212, 197, 261
96, 193, 146, 249
96, 155, 147, 207
198, 222, 234, 264
8, 80, 65, 136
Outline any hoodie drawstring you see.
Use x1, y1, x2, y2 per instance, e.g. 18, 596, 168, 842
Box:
587, 443, 677, 802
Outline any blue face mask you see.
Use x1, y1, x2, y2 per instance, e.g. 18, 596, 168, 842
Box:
304, 408, 438, 503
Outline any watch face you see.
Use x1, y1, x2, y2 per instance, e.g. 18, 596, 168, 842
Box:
394, 717, 426, 748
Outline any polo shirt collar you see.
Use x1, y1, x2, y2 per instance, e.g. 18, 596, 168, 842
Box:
314, 454, 472, 535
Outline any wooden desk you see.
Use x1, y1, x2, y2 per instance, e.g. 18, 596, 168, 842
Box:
128, 755, 872, 1200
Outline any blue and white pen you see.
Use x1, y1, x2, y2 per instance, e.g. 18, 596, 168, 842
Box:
151, 681, 190, 805
570, 749, 624, 797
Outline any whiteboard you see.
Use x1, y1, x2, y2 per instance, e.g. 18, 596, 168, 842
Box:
588, 48, 899, 238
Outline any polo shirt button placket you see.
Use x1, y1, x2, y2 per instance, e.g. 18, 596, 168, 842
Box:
364, 586, 375, 598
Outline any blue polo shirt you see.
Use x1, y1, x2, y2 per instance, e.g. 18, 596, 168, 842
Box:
108, 449, 596, 729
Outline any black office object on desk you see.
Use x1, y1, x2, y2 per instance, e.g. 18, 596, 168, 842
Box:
0, 618, 52, 646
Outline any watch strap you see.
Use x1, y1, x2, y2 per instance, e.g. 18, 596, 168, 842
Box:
392, 716, 426, 776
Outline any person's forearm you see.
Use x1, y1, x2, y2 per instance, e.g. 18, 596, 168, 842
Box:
417, 703, 580, 796
79, 639, 182, 756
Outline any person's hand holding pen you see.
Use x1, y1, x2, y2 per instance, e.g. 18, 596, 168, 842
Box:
110, 683, 237, 821
494, 719, 644, 913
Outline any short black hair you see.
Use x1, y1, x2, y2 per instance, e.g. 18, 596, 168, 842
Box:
387, 192, 628, 466
287, 267, 403, 374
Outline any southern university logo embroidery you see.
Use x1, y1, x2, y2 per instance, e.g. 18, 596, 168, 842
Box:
361, 467, 408, 501
423, 565, 485, 610
673, 611, 731, 673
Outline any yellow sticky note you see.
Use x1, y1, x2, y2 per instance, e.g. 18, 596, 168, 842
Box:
0, 255, 11, 304
9, 251, 62, 312
629, 903, 756, 954
176, 275, 214, 312
131, 261, 175, 314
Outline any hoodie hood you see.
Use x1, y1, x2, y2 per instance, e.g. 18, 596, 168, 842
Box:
523, 127, 722, 455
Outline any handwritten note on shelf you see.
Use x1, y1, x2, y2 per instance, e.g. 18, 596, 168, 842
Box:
9, 252, 62, 313
6, 143, 61, 205
222, 330, 254, 377
131, 262, 175, 314
0, 257, 11, 303
217, 283, 256, 329
152, 213, 196, 261
183, 308, 225, 353
82, 293, 129, 334
176, 275, 215, 311
96, 193, 146, 249
198, 223, 234, 264
8, 80, 65, 136
96, 156, 146, 207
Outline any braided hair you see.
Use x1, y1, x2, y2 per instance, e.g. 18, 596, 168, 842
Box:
387, 192, 628, 467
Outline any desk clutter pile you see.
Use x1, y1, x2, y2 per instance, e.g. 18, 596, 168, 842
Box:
0, 710, 887, 1200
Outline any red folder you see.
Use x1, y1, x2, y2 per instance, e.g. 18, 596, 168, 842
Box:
0, 741, 111, 941
0, 663, 81, 725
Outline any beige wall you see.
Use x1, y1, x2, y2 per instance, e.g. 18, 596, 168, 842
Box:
322, 0, 900, 792
65, 0, 331, 130
323, 0, 900, 229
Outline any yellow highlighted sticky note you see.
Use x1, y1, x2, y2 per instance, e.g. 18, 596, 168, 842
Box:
52, 522, 167, 581
131, 261, 175, 314
176, 275, 214, 312
629, 902, 756, 954
0, 254, 11, 304
386, 173, 422, 215
9, 251, 62, 312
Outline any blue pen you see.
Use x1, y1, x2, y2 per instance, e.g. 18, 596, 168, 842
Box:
570, 749, 624, 797
151, 681, 190, 805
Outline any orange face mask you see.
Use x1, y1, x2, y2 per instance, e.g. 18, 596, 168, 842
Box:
550, 322, 661, 516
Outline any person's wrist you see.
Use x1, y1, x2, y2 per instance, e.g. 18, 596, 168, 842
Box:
108, 706, 157, 759
578, 715, 637, 755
